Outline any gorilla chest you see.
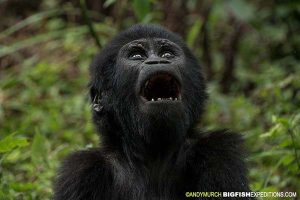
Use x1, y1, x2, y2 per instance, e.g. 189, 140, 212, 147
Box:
110, 163, 189, 200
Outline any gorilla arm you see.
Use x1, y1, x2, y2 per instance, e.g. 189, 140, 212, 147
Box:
53, 149, 113, 200
187, 130, 253, 194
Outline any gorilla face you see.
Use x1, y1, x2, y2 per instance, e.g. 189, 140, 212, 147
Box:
116, 38, 185, 115
90, 24, 206, 148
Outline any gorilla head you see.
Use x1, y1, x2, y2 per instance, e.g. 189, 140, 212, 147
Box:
89, 24, 207, 157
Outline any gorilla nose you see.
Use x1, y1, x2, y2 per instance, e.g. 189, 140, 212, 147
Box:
144, 59, 171, 65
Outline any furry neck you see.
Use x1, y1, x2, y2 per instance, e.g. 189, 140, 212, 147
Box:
98, 111, 188, 165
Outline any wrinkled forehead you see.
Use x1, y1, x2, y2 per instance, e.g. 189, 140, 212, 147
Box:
120, 38, 182, 51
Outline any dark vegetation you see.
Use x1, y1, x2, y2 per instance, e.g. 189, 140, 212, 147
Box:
0, 0, 299, 199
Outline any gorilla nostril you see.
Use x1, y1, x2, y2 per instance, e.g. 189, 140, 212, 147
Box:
145, 60, 170, 65
159, 60, 170, 64
145, 60, 159, 65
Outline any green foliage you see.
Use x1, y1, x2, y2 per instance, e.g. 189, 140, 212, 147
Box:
0, 0, 299, 199
186, 19, 202, 48
31, 131, 48, 165
132, 0, 151, 22
0, 133, 29, 153
103, 0, 116, 8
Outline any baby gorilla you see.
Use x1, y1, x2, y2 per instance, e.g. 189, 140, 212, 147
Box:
54, 24, 253, 200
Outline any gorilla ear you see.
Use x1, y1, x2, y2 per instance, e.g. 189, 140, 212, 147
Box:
90, 86, 104, 114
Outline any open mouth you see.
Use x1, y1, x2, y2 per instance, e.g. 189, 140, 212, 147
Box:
140, 73, 181, 102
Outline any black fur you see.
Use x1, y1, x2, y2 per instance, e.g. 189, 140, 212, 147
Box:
53, 24, 253, 200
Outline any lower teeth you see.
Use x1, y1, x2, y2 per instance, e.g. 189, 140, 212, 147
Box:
149, 97, 178, 101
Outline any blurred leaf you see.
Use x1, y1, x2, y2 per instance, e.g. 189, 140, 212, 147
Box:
248, 150, 290, 161
186, 19, 202, 48
225, 0, 255, 21
282, 154, 294, 166
0, 133, 29, 153
260, 124, 280, 138
0, 26, 88, 57
31, 131, 48, 165
0, 9, 60, 39
104, 0, 116, 8
261, 25, 286, 42
10, 182, 35, 192
132, 0, 150, 21
46, 18, 66, 31
0, 192, 11, 200
260, 186, 277, 192
291, 113, 300, 128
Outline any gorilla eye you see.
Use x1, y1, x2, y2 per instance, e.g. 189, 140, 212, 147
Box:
131, 53, 143, 59
128, 50, 147, 60
161, 52, 174, 58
